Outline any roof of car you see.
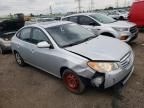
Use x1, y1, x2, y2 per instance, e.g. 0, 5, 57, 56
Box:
25, 21, 72, 28
63, 13, 99, 18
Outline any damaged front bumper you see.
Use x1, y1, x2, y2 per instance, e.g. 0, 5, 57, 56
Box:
79, 52, 134, 89
78, 64, 134, 89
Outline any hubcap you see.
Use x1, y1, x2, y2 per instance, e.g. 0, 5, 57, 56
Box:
64, 73, 79, 91
15, 53, 22, 64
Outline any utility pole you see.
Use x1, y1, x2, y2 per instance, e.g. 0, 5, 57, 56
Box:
78, 0, 81, 12
75, 0, 81, 12
49, 5, 52, 15
116, 0, 119, 8
124, 0, 127, 7
90, 0, 94, 11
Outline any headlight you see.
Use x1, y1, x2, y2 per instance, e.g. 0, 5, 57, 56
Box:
119, 36, 128, 40
87, 61, 119, 73
113, 27, 129, 32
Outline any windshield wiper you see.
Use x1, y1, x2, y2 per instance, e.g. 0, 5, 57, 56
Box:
63, 35, 97, 48
63, 41, 81, 47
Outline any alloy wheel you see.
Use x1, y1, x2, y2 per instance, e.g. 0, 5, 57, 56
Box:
15, 53, 22, 65
63, 72, 80, 92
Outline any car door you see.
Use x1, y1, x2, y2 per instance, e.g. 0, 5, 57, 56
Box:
78, 15, 99, 34
30, 28, 60, 76
16, 27, 33, 63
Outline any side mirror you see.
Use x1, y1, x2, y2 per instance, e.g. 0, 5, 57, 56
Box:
89, 22, 96, 26
37, 41, 51, 48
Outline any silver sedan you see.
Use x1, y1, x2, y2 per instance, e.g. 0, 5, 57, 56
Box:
11, 21, 134, 94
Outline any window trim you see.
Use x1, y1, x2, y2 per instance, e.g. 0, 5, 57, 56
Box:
31, 27, 48, 44
16, 27, 32, 43
31, 27, 54, 48
16, 27, 54, 48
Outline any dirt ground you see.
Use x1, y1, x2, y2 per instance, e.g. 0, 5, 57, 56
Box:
0, 33, 144, 108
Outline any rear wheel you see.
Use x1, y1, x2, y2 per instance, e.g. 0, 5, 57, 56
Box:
15, 52, 25, 66
119, 16, 124, 20
62, 69, 85, 94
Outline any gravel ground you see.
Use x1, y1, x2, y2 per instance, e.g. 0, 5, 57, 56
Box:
0, 33, 144, 108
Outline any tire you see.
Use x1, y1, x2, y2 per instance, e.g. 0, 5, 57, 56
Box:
0, 46, 4, 54
119, 16, 124, 20
62, 69, 85, 94
15, 52, 25, 66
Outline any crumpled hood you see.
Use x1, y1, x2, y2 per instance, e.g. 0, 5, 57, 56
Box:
105, 21, 136, 28
65, 36, 131, 61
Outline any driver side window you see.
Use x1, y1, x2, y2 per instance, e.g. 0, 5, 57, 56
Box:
79, 16, 95, 25
31, 28, 48, 44
18, 28, 31, 42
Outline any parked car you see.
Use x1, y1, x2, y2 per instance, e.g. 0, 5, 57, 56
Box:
11, 21, 134, 94
62, 13, 138, 42
25, 17, 54, 25
0, 31, 15, 54
54, 16, 61, 20
107, 10, 128, 20
37, 18, 54, 22
129, 1, 144, 27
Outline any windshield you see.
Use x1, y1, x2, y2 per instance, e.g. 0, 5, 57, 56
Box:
90, 13, 116, 24
46, 23, 96, 47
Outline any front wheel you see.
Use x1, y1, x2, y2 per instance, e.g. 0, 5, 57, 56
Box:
62, 69, 85, 94
15, 52, 25, 66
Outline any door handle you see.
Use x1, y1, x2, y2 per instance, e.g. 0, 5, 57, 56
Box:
17, 45, 20, 49
31, 49, 35, 53
17, 44, 21, 49
17, 43, 24, 49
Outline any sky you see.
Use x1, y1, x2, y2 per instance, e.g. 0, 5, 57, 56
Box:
0, 0, 134, 16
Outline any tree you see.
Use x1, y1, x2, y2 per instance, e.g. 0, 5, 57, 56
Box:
30, 13, 34, 17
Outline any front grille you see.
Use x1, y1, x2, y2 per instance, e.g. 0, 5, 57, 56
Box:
130, 26, 137, 34
120, 52, 131, 69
